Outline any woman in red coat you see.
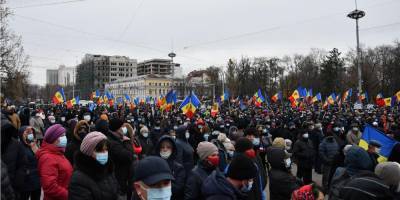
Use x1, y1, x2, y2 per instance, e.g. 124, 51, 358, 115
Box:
36, 124, 73, 200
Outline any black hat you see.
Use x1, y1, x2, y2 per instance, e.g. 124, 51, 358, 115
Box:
109, 118, 124, 132
134, 156, 174, 185
235, 137, 253, 153
244, 127, 257, 136
227, 154, 257, 180
369, 140, 382, 148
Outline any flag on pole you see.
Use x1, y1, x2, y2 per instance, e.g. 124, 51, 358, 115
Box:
52, 88, 66, 104
253, 89, 265, 107
312, 93, 322, 103
271, 92, 282, 103
342, 88, 352, 102
359, 125, 398, 162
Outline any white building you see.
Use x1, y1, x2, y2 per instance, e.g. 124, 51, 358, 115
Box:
46, 69, 58, 85
46, 65, 76, 86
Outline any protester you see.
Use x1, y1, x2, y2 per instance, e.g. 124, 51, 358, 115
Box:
318, 129, 339, 192
291, 184, 324, 200
1, 121, 28, 199
30, 110, 45, 145
293, 130, 315, 184
133, 156, 174, 200
18, 126, 41, 200
107, 118, 134, 200
202, 154, 258, 200
184, 141, 219, 200
175, 125, 195, 174
138, 126, 154, 157
154, 135, 186, 200
366, 139, 381, 171
64, 120, 90, 165
36, 124, 73, 200
68, 132, 119, 200
7, 105, 21, 129
375, 162, 400, 197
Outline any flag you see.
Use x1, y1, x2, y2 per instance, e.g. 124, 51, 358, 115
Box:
166, 90, 175, 104
327, 93, 336, 105
290, 89, 300, 102
298, 87, 307, 98
271, 92, 282, 103
124, 94, 131, 102
376, 93, 385, 107
134, 97, 139, 105
66, 96, 79, 109
179, 91, 201, 118
253, 89, 265, 107
342, 88, 352, 102
52, 88, 65, 104
221, 91, 229, 101
358, 91, 368, 102
396, 90, 400, 102
97, 96, 104, 105
211, 103, 219, 117
239, 99, 247, 110
359, 125, 398, 162
323, 99, 329, 109
312, 93, 322, 103
88, 103, 96, 111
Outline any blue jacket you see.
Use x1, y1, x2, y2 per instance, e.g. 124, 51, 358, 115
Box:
319, 136, 339, 164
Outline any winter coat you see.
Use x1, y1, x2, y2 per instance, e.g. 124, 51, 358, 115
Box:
175, 138, 195, 174
1, 138, 28, 193
8, 113, 21, 130
202, 170, 247, 200
293, 138, 315, 169
319, 136, 339, 165
137, 134, 154, 157
107, 131, 134, 195
154, 136, 186, 200
184, 161, 215, 200
1, 161, 16, 200
267, 147, 300, 200
36, 142, 73, 200
64, 120, 89, 166
339, 171, 395, 200
346, 131, 361, 145
20, 143, 41, 192
68, 152, 119, 200
30, 116, 44, 139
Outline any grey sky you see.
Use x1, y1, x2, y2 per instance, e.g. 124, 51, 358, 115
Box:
8, 0, 400, 86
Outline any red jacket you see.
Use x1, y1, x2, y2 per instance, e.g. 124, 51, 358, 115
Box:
36, 142, 73, 200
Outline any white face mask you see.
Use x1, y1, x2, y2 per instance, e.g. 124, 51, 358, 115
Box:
61, 117, 66, 122
142, 132, 149, 138
160, 150, 172, 159
303, 133, 309, 139
285, 158, 292, 168
185, 131, 190, 139
50, 119, 56, 124
145, 185, 172, 200
40, 113, 45, 120
83, 115, 91, 122
121, 127, 128, 135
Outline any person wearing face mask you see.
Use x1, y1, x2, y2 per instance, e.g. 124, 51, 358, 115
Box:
366, 140, 381, 171
18, 126, 41, 200
36, 124, 73, 200
107, 118, 134, 200
45, 115, 57, 130
64, 120, 90, 165
309, 122, 324, 174
133, 156, 175, 200
318, 129, 339, 192
138, 126, 154, 157
293, 130, 315, 184
68, 132, 119, 200
175, 125, 195, 175
232, 138, 267, 200
346, 124, 361, 145
150, 120, 162, 145
30, 110, 45, 146
154, 136, 186, 200
267, 146, 300, 200
184, 141, 219, 200
123, 122, 142, 160
202, 154, 257, 200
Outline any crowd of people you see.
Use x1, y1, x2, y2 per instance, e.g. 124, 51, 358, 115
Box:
1, 101, 400, 200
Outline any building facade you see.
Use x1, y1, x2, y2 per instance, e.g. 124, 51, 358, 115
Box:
46, 69, 58, 85
76, 54, 137, 98
105, 74, 185, 99
58, 65, 75, 86
137, 59, 180, 77
186, 70, 214, 97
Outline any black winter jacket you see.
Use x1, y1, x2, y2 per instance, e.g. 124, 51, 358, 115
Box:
68, 152, 119, 200
293, 138, 315, 168
184, 161, 216, 200
202, 170, 247, 200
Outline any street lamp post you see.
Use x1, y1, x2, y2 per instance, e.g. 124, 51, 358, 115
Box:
347, 6, 365, 94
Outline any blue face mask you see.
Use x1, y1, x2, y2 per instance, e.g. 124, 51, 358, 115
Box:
57, 136, 67, 148
240, 180, 253, 193
95, 152, 108, 165
252, 138, 260, 146
27, 134, 34, 142
203, 134, 209, 141
146, 185, 172, 200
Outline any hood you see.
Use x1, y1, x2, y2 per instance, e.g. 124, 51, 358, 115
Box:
345, 146, 373, 175
202, 170, 242, 199
36, 142, 64, 160
73, 120, 90, 140
95, 119, 109, 135
155, 135, 178, 160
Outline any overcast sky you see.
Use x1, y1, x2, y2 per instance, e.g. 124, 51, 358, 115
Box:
8, 0, 400, 86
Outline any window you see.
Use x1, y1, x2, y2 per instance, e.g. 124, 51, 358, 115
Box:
149, 83, 152, 86
149, 89, 152, 95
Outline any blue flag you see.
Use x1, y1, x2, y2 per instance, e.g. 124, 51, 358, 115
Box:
359, 125, 398, 162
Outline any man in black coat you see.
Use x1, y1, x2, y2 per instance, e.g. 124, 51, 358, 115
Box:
202, 154, 257, 200
107, 118, 134, 200
175, 125, 195, 175
293, 130, 315, 184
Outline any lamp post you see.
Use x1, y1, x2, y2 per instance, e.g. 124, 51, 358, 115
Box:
347, 6, 365, 94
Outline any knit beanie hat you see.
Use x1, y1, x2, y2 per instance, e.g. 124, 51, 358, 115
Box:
234, 137, 253, 153
109, 118, 123, 132
375, 162, 400, 187
44, 124, 66, 144
80, 131, 107, 156
227, 154, 257, 180
196, 141, 218, 160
